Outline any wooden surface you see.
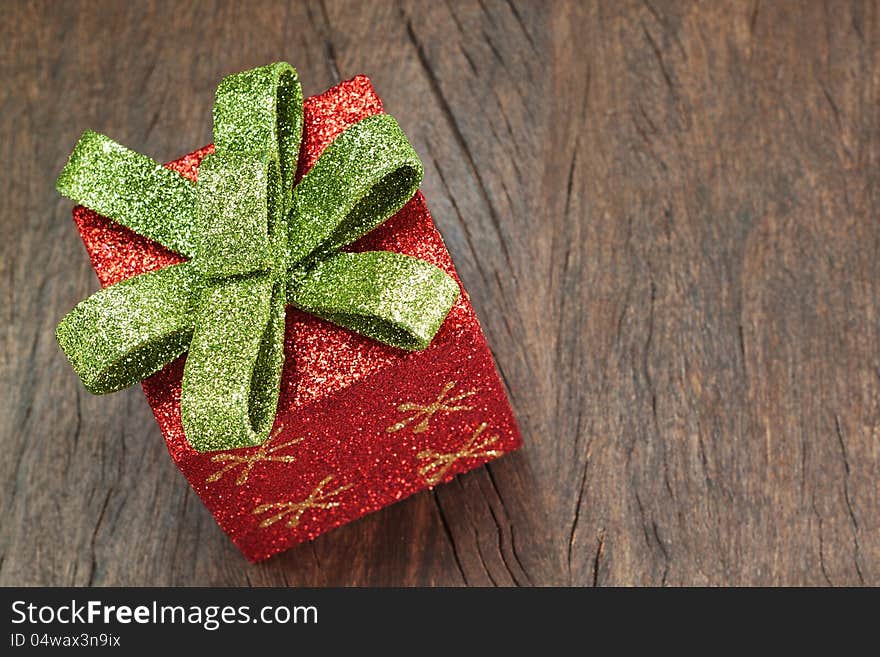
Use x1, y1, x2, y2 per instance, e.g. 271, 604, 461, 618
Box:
2, 0, 879, 586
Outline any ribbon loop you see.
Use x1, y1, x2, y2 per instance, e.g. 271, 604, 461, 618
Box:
212, 62, 303, 205
289, 251, 460, 351
56, 131, 199, 257
55, 262, 201, 394
286, 114, 423, 265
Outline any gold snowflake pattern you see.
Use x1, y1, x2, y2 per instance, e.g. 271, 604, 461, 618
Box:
206, 427, 302, 486
385, 380, 477, 434
251, 476, 352, 529
417, 423, 503, 487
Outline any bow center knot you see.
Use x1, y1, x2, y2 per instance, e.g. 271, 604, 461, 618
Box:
194, 151, 289, 284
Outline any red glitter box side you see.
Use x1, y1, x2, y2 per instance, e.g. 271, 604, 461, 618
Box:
70, 75, 522, 561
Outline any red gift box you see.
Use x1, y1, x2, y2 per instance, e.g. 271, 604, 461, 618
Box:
69, 75, 522, 562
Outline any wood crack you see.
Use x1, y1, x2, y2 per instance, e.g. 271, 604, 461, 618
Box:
403, 13, 517, 281
485, 462, 532, 585
592, 527, 606, 586
431, 491, 470, 585
642, 24, 675, 91
472, 526, 500, 586
568, 454, 590, 582
812, 495, 833, 586
425, 143, 492, 292
86, 487, 113, 586
504, 0, 538, 53
834, 415, 865, 584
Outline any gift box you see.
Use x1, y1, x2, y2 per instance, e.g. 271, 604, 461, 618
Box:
61, 71, 521, 561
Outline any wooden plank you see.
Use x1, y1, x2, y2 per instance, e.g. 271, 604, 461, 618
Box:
0, 0, 877, 585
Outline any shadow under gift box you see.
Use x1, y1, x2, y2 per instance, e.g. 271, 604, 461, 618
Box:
70, 75, 522, 562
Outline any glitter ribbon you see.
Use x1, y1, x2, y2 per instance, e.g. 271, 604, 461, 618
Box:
55, 63, 460, 452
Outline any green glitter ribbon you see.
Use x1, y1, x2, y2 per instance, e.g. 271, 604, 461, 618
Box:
55, 62, 460, 452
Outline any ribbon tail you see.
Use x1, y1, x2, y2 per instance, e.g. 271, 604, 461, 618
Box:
180, 275, 286, 452
56, 130, 199, 257
56, 262, 201, 394
288, 251, 460, 351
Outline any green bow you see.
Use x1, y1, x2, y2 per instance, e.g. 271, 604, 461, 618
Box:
55, 63, 460, 452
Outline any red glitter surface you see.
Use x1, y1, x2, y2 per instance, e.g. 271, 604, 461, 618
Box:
69, 75, 521, 561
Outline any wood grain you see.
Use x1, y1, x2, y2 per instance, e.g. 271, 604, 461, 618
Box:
1, 0, 878, 586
